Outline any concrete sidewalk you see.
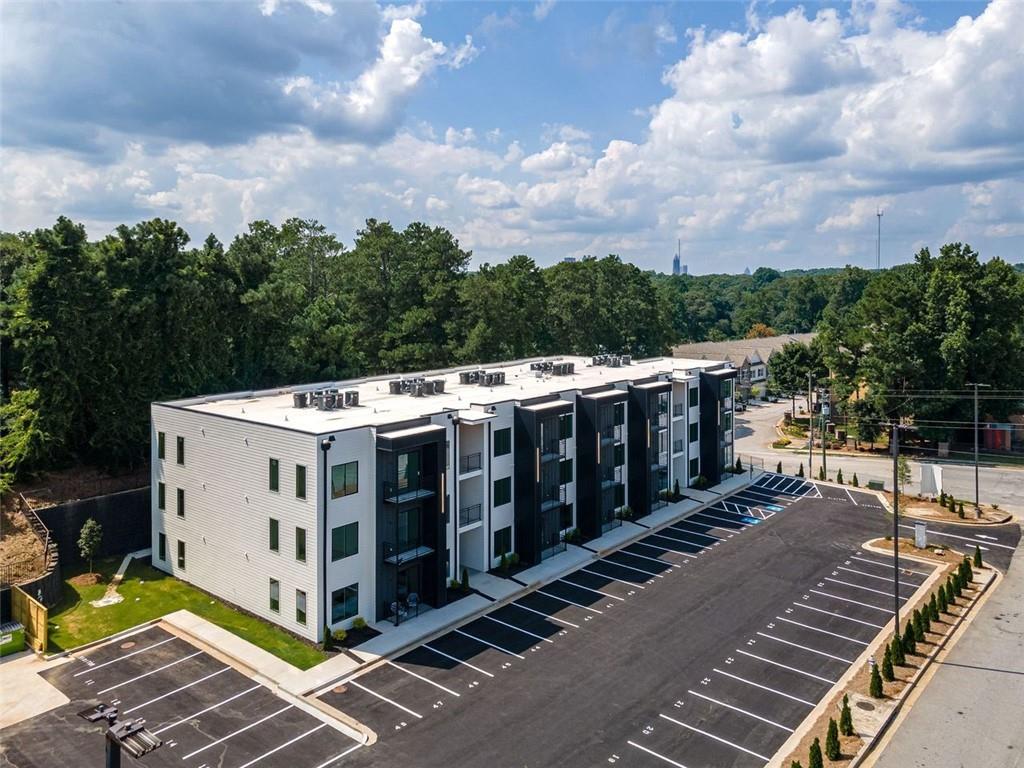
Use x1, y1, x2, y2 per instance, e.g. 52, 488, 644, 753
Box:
872, 523, 1024, 768
0, 651, 70, 729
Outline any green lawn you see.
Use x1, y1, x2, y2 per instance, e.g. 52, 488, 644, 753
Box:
48, 556, 326, 670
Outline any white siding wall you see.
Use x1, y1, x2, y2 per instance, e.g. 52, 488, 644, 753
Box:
488, 403, 516, 568
151, 405, 321, 641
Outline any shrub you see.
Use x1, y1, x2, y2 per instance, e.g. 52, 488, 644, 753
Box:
882, 645, 895, 681
939, 490, 947, 506
772, 438, 791, 449
974, 545, 983, 569
961, 556, 973, 583
798, 462, 804, 478
499, 552, 509, 572
790, 762, 803, 768
912, 609, 925, 643
839, 694, 854, 736
693, 475, 709, 490
902, 621, 916, 655
938, 585, 948, 613
945, 580, 956, 606
673, 478, 681, 500
870, 661, 884, 698
992, 503, 1000, 510
957, 501, 965, 519
332, 628, 347, 644
449, 577, 461, 589
322, 624, 332, 651
352, 616, 367, 630
818, 465, 826, 481
510, 552, 520, 566
461, 566, 471, 593
952, 573, 963, 599
776, 460, 783, 473
928, 593, 939, 623
825, 717, 841, 760
852, 472, 859, 486
735, 457, 743, 473
809, 737, 824, 768
890, 633, 905, 666
836, 468, 844, 484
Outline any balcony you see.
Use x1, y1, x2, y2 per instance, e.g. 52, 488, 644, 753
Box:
540, 438, 566, 463
672, 439, 685, 454
383, 475, 436, 504
600, 424, 623, 443
672, 403, 685, 419
382, 538, 434, 566
459, 452, 482, 475
459, 503, 482, 527
540, 483, 566, 512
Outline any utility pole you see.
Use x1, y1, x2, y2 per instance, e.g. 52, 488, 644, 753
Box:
891, 422, 900, 639
876, 208, 883, 270
967, 382, 991, 518
807, 373, 814, 478
820, 388, 828, 479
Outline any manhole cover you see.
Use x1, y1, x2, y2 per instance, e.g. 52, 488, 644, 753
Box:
332, 685, 348, 694
120, 641, 136, 650
856, 701, 876, 712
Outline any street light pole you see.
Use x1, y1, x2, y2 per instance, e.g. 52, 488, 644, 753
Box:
891, 422, 900, 639
808, 373, 814, 478
967, 382, 990, 518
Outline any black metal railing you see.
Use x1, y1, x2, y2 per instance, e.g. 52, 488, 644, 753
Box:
382, 538, 432, 566
459, 503, 482, 526
459, 452, 482, 474
383, 474, 436, 503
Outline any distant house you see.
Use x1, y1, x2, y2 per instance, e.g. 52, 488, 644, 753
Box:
671, 333, 817, 393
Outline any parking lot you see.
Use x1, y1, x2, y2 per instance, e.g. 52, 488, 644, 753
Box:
0, 625, 361, 768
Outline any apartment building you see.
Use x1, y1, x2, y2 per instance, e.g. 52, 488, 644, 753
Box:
151, 355, 736, 642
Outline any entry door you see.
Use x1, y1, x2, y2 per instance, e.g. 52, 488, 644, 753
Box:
397, 564, 422, 603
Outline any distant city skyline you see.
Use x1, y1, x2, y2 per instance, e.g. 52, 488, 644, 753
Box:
2, 0, 1021, 272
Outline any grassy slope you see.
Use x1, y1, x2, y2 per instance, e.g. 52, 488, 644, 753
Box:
48, 556, 326, 670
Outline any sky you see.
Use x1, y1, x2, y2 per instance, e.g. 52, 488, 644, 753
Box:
1, 0, 1022, 273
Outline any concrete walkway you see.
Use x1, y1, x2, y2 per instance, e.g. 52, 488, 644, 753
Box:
0, 651, 70, 728
873, 523, 1024, 768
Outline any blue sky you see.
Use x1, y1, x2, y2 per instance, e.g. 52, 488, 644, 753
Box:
2, 0, 1021, 273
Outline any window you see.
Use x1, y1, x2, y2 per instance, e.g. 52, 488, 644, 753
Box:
689, 387, 699, 407
559, 414, 573, 440
397, 452, 419, 490
158, 533, 166, 561
494, 476, 511, 506
673, 438, 684, 454
689, 422, 699, 442
614, 402, 625, 426
689, 457, 699, 478
331, 584, 359, 623
446, 440, 450, 469
269, 518, 279, 552
157, 482, 166, 510
176, 435, 185, 465
614, 443, 625, 467
559, 458, 573, 484
269, 578, 280, 612
331, 461, 358, 498
295, 527, 306, 562
295, 464, 306, 499
269, 458, 279, 492
177, 540, 185, 569
723, 412, 733, 432
493, 526, 512, 557
560, 503, 574, 531
158, 432, 165, 460
331, 522, 358, 561
176, 488, 185, 518
614, 483, 625, 507
296, 589, 307, 625
494, 427, 512, 457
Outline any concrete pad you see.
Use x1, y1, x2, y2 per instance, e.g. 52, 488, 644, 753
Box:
0, 652, 70, 728
469, 570, 521, 602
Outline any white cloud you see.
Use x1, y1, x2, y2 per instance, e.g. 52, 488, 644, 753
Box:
445, 126, 477, 146
520, 142, 591, 175
381, 2, 425, 22
533, 1, 556, 21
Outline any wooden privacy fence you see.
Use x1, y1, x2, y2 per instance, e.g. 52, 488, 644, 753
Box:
11, 585, 47, 652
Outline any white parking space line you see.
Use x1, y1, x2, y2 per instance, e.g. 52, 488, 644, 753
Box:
792, 603, 885, 630
627, 740, 689, 767
152, 683, 262, 735
181, 704, 293, 759
845, 488, 859, 505
349, 680, 423, 718
603, 553, 669, 577
96, 650, 203, 695
667, 524, 723, 542
509, 601, 581, 627
422, 643, 495, 677
708, 505, 753, 520
686, 690, 793, 732
579, 566, 646, 589
739, 487, 792, 504
633, 537, 699, 558
535, 588, 604, 614
74, 637, 177, 676
713, 668, 816, 706
557, 577, 625, 602
454, 628, 526, 659
850, 554, 930, 577
824, 577, 904, 600
386, 660, 461, 697
692, 512, 751, 528
837, 566, 917, 588
774, 617, 868, 646
236, 723, 326, 768
314, 744, 363, 768
123, 667, 231, 714
735, 649, 837, 684
809, 589, 893, 614
899, 524, 1012, 550
483, 612, 559, 641
659, 714, 770, 761
756, 632, 853, 663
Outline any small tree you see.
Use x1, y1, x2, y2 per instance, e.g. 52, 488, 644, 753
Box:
322, 624, 332, 651
790, 762, 803, 768
818, 465, 826, 481
961, 556, 973, 583
952, 573, 963, 599
939, 490, 947, 506
896, 454, 911, 498
798, 462, 804, 478
78, 517, 103, 574
777, 460, 783, 474
928, 593, 939, 623
869, 660, 884, 698
825, 717, 841, 760
735, 456, 743, 473
836, 468, 844, 485
852, 472, 859, 487
839, 694, 854, 736
890, 633, 905, 666
945, 580, 956, 606
902, 621, 916, 655
809, 736, 824, 768
881, 644, 895, 681
974, 544, 983, 569
673, 478, 681, 500
499, 551, 509, 572
461, 566, 471, 593
912, 609, 925, 643
938, 585, 948, 613
957, 501, 965, 519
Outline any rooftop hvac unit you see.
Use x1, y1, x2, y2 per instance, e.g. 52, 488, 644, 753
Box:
343, 390, 359, 407
411, 383, 424, 397
459, 371, 471, 385
530, 362, 542, 371
592, 355, 606, 366
567, 362, 575, 374
389, 380, 402, 395
609, 356, 621, 367
323, 393, 337, 409
327, 387, 339, 396
480, 373, 493, 386
434, 379, 446, 393
468, 371, 481, 384
293, 392, 308, 409
422, 380, 435, 395
621, 355, 631, 365
314, 394, 328, 410
494, 371, 505, 385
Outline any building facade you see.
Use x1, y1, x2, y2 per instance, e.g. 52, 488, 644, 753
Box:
151, 355, 735, 642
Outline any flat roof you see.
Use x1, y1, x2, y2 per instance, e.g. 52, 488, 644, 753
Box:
159, 355, 729, 434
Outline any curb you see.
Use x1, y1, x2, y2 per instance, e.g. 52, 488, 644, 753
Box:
42, 618, 162, 661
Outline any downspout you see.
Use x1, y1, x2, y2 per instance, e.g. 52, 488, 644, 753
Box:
320, 435, 334, 641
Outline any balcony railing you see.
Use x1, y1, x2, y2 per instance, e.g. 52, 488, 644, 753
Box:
600, 424, 623, 443
382, 538, 434, 566
673, 403, 685, 418
459, 503, 482, 527
541, 438, 566, 462
540, 483, 566, 511
459, 452, 482, 474
383, 474, 436, 504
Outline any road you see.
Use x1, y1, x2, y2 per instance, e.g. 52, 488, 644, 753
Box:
736, 401, 1024, 515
